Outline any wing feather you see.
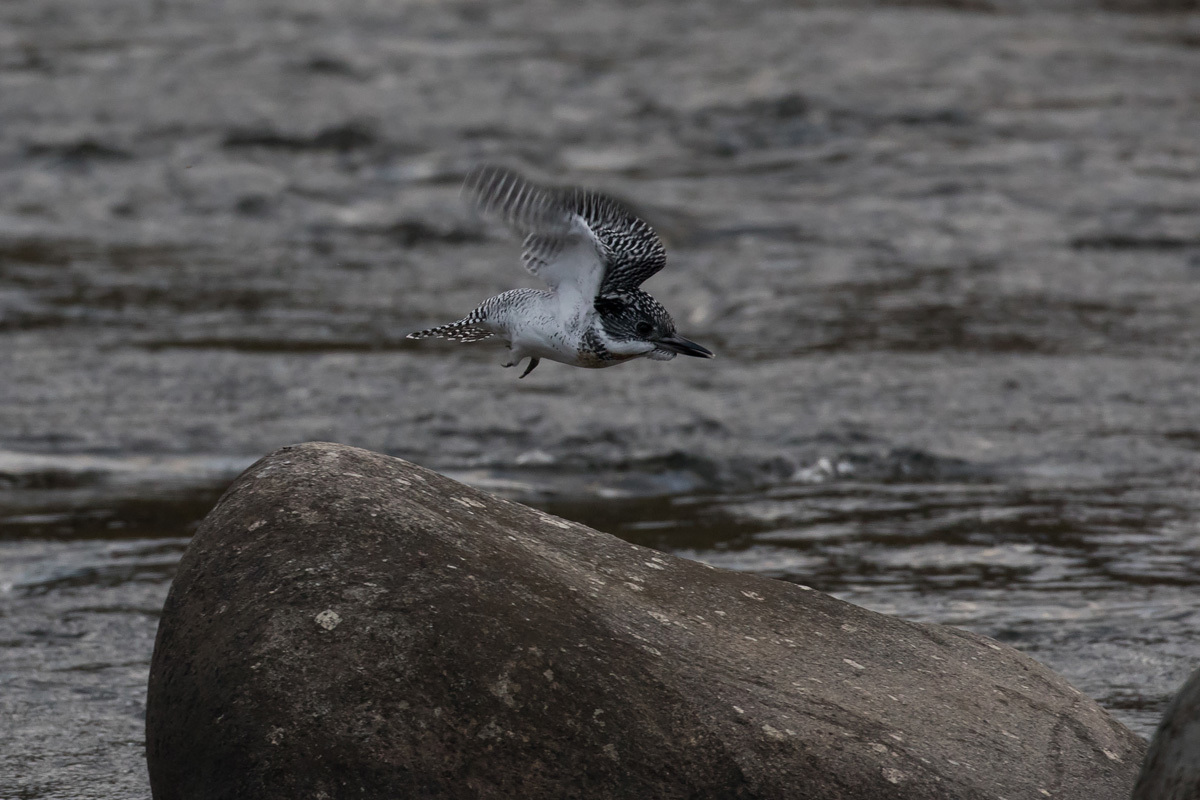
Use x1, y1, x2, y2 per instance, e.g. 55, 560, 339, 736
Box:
463, 165, 667, 299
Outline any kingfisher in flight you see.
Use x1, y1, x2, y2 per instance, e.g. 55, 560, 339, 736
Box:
407, 165, 715, 378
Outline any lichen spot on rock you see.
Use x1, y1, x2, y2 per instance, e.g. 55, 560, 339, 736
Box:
537, 511, 571, 529
452, 496, 485, 510
314, 609, 341, 630
762, 724, 787, 741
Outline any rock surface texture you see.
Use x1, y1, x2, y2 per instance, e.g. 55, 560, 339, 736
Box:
146, 443, 1145, 800
1133, 666, 1200, 800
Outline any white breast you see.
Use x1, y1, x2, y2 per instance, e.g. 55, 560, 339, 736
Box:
504, 292, 592, 366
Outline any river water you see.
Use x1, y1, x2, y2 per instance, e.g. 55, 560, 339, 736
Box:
2, 1, 1199, 797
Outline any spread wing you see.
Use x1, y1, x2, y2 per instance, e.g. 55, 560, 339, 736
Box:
463, 165, 667, 300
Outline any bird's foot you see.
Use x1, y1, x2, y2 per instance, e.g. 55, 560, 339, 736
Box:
518, 357, 540, 379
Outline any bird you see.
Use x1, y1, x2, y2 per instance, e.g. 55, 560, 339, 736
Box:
407, 165, 715, 378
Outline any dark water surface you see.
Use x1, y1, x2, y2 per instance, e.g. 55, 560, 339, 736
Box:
3, 0, 1200, 797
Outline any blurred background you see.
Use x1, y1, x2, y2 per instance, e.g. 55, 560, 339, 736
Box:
2, 0, 1199, 796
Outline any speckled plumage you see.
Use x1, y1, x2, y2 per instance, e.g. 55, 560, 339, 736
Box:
407, 165, 714, 377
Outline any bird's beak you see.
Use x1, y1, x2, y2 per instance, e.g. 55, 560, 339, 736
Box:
655, 335, 715, 359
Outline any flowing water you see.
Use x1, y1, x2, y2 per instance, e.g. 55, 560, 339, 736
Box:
2, 1, 1200, 797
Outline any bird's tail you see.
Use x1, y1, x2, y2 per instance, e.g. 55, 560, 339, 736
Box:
406, 318, 495, 343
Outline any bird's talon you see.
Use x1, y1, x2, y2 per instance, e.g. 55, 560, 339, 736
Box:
518, 357, 540, 378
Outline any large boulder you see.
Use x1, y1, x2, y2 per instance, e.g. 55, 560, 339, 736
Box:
146, 442, 1144, 799
1133, 667, 1200, 800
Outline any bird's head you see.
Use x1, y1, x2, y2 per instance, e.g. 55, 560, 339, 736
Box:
594, 291, 714, 361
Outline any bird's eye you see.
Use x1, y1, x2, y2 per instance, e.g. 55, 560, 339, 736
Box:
635, 321, 653, 337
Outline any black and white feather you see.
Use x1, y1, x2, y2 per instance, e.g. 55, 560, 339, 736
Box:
404, 318, 494, 343
406, 165, 712, 377
463, 164, 667, 298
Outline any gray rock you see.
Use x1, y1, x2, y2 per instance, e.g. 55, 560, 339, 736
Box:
1133, 667, 1200, 800
146, 442, 1145, 799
